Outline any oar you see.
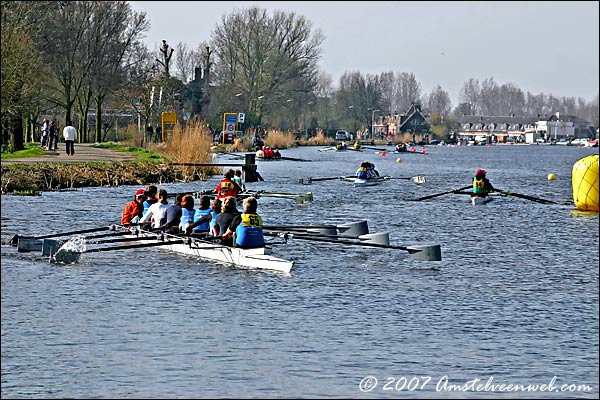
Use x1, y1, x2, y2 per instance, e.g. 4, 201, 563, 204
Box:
86, 236, 157, 245
413, 185, 472, 201
493, 189, 557, 204
360, 145, 387, 151
298, 175, 355, 184
279, 156, 311, 162
83, 239, 186, 253
263, 231, 442, 261
263, 220, 368, 238
388, 175, 427, 184
264, 224, 337, 230
18, 226, 113, 241
247, 191, 314, 203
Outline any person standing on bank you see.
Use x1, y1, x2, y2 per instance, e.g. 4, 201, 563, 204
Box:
46, 120, 57, 151
63, 120, 77, 156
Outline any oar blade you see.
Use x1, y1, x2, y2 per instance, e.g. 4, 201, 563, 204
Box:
51, 248, 82, 264
406, 244, 442, 261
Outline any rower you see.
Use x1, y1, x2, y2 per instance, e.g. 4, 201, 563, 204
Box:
223, 196, 265, 249
121, 188, 145, 225
356, 162, 369, 179
472, 169, 495, 198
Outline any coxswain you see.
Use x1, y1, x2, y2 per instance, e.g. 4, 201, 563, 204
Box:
215, 169, 243, 199
222, 196, 265, 249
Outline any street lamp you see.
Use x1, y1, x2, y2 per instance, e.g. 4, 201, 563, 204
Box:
371, 109, 381, 139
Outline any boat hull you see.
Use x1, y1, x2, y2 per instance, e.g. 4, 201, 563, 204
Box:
126, 228, 294, 274
343, 176, 390, 187
471, 196, 493, 205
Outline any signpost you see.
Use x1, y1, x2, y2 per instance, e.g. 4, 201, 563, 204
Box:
161, 112, 177, 142
222, 113, 238, 144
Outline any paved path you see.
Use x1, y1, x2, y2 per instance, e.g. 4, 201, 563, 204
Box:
1, 143, 138, 165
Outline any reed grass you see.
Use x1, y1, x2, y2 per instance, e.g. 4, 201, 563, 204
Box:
264, 130, 296, 149
156, 121, 219, 179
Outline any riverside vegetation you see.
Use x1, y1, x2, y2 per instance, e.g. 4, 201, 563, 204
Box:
1, 122, 397, 195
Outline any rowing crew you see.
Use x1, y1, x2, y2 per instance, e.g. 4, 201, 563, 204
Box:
121, 183, 265, 249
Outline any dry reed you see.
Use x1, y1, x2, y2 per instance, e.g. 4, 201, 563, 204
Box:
264, 130, 296, 149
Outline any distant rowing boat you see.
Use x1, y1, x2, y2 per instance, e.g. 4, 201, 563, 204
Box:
341, 176, 390, 187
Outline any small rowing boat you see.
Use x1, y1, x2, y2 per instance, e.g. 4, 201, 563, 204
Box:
341, 176, 391, 187
471, 195, 493, 205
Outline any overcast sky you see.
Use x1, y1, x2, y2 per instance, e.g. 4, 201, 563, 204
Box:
130, 1, 599, 107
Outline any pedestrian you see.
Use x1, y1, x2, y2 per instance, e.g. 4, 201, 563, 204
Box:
40, 119, 49, 147
46, 120, 57, 151
63, 120, 77, 156
146, 124, 154, 145
154, 124, 162, 143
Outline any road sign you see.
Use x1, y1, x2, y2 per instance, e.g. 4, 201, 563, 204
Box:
222, 113, 238, 144
238, 113, 245, 123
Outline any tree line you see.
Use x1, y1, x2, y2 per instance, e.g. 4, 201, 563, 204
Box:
2, 2, 598, 152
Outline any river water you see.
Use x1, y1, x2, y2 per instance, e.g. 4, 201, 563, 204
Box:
2, 144, 598, 398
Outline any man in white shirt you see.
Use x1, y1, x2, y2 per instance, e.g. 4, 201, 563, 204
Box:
62, 120, 77, 156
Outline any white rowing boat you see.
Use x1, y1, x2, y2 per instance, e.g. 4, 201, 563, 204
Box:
341, 176, 391, 187
471, 195, 493, 205
120, 227, 295, 274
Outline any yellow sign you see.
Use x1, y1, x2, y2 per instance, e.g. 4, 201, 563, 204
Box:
161, 112, 177, 142
162, 112, 177, 124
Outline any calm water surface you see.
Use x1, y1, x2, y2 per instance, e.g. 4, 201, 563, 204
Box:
2, 144, 598, 398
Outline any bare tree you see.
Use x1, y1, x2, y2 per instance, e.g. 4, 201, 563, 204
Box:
210, 6, 323, 127
1, 0, 48, 151
459, 78, 481, 115
378, 71, 395, 114
394, 72, 422, 113
426, 85, 452, 116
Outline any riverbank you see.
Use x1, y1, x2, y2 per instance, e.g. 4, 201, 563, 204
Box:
0, 144, 220, 195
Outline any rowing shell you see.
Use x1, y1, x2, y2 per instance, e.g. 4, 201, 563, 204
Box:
125, 228, 294, 274
471, 196, 493, 206
341, 176, 390, 187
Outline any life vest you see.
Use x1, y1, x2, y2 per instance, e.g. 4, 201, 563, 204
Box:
356, 167, 368, 179
256, 150, 264, 158
235, 213, 264, 248
216, 179, 240, 199
473, 177, 487, 195
192, 207, 211, 231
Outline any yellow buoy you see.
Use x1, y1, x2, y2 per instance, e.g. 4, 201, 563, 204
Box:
572, 154, 599, 212
547, 173, 556, 180
396, 158, 402, 163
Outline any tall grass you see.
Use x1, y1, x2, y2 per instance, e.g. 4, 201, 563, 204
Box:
264, 130, 296, 149
157, 121, 219, 179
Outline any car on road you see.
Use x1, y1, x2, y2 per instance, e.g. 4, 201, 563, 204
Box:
335, 130, 350, 140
